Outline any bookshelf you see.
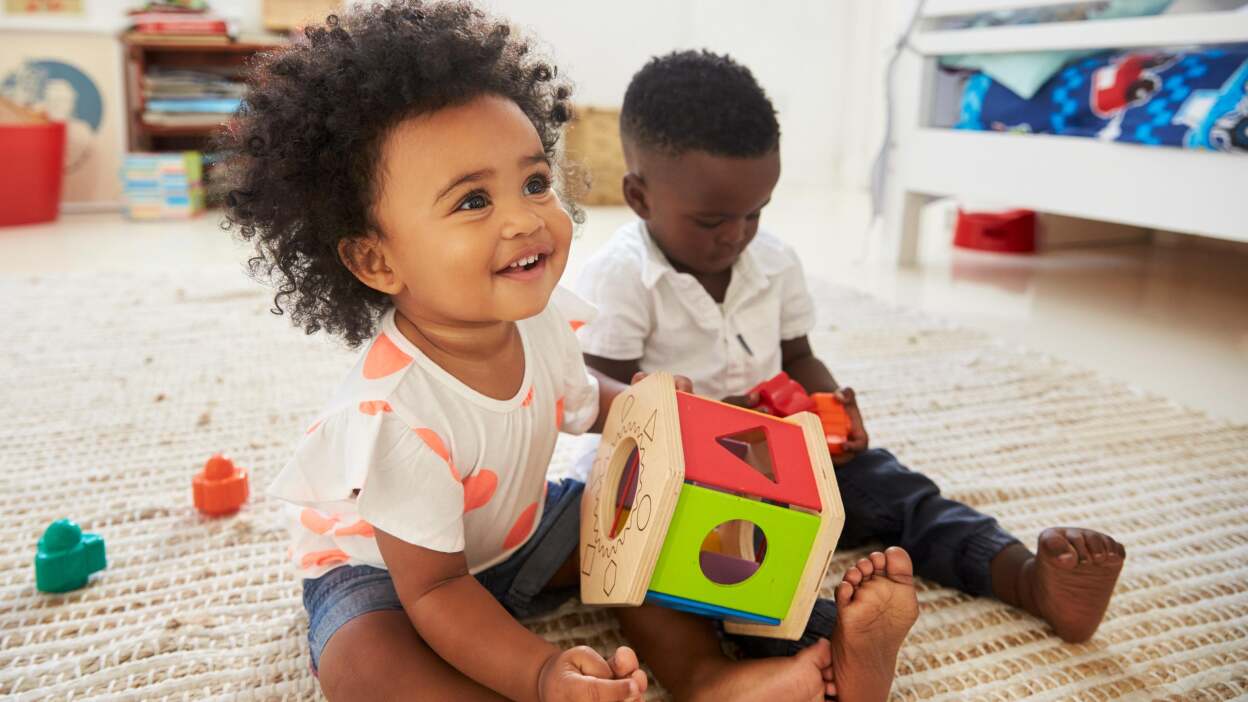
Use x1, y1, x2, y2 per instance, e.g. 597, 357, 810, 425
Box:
121, 33, 286, 153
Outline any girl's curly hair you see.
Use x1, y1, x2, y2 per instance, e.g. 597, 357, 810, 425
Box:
221, 0, 579, 347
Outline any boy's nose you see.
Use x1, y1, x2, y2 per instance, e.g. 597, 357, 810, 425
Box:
717, 221, 749, 247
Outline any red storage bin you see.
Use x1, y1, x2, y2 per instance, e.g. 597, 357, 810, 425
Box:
0, 121, 66, 227
954, 208, 1036, 254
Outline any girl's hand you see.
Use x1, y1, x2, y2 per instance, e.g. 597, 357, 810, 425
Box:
832, 387, 869, 466
630, 371, 693, 393
538, 645, 646, 702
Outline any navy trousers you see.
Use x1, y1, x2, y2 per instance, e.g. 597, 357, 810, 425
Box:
735, 447, 1019, 658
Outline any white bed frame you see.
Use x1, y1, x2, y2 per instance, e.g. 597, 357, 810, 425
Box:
883, 0, 1248, 264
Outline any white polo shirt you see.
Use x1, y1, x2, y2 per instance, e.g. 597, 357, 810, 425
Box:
573, 220, 815, 400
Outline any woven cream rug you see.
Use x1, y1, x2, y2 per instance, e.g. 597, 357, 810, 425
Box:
1, 267, 1246, 701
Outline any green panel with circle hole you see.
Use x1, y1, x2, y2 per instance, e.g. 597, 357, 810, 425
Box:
647, 483, 819, 620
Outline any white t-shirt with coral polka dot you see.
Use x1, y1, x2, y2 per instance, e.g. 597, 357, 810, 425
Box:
268, 288, 600, 579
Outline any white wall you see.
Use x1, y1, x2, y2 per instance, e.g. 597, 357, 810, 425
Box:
0, 0, 907, 195
484, 0, 905, 192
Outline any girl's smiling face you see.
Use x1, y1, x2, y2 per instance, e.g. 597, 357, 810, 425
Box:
350, 94, 573, 326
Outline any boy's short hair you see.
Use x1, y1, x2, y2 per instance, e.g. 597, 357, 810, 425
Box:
222, 0, 576, 348
620, 50, 779, 158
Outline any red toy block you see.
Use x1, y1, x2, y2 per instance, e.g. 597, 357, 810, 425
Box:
810, 393, 852, 454
193, 454, 249, 516
675, 392, 822, 512
749, 372, 814, 417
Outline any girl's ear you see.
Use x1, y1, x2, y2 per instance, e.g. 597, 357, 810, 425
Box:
338, 234, 403, 295
621, 172, 651, 220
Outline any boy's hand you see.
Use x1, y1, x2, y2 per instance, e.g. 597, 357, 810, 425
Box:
721, 391, 761, 409
832, 387, 869, 466
538, 646, 646, 702
631, 371, 693, 393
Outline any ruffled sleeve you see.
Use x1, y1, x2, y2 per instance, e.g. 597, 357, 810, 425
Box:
269, 408, 466, 553
548, 286, 600, 435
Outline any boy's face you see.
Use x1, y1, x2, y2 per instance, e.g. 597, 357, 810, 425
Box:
361, 94, 572, 324
623, 147, 780, 276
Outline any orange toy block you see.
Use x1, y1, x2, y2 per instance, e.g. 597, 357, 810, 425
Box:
193, 454, 249, 516
810, 393, 851, 454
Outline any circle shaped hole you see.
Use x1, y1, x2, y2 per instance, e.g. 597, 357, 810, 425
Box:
602, 437, 641, 540
699, 520, 767, 585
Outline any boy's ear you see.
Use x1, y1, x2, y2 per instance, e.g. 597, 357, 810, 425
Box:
338, 234, 403, 295
621, 172, 651, 220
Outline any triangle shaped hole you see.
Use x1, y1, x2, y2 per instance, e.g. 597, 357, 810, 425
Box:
715, 426, 777, 483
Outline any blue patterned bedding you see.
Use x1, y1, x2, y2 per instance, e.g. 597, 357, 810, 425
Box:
957, 47, 1248, 153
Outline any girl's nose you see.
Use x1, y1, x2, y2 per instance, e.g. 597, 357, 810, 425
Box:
500, 205, 543, 240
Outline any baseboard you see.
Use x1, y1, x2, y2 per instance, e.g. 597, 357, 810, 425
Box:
61, 201, 124, 215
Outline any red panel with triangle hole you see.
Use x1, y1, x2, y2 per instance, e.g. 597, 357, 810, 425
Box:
675, 393, 822, 512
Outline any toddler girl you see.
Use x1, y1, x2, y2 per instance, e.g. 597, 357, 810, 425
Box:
225, 4, 645, 700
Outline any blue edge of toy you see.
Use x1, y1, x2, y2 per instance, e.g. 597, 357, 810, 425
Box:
646, 591, 781, 626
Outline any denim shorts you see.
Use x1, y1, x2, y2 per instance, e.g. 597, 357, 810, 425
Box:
302, 478, 585, 672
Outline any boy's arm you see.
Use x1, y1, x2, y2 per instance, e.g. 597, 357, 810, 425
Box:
376, 531, 641, 702
780, 336, 839, 394
781, 336, 869, 457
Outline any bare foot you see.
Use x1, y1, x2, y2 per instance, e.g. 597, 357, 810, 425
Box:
1019, 527, 1125, 643
687, 638, 835, 702
829, 547, 920, 702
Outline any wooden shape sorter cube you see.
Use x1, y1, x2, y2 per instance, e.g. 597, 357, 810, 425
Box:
580, 373, 846, 639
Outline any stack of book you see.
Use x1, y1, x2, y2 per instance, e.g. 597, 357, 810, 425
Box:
127, 2, 230, 44
142, 67, 243, 129
121, 151, 206, 220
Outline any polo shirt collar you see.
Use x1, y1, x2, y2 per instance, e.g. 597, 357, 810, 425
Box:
637, 220, 769, 294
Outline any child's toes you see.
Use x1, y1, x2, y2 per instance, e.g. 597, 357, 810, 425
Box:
1089, 533, 1112, 562
836, 581, 854, 609
883, 547, 915, 583
868, 551, 888, 572
855, 557, 876, 579
1039, 528, 1079, 569
843, 566, 864, 587
1066, 529, 1093, 563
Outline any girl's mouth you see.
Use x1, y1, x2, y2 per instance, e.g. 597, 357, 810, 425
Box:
496, 253, 548, 280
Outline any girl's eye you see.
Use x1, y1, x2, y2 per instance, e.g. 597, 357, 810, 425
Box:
525, 174, 552, 196
695, 219, 723, 230
457, 192, 490, 211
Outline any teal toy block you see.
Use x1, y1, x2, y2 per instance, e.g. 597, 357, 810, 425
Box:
648, 483, 820, 621
35, 519, 106, 593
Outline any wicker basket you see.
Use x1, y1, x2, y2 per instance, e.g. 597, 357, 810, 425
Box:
564, 106, 627, 206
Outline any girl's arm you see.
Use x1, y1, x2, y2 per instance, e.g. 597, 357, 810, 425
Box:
584, 354, 640, 387
376, 531, 641, 702
586, 365, 691, 434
